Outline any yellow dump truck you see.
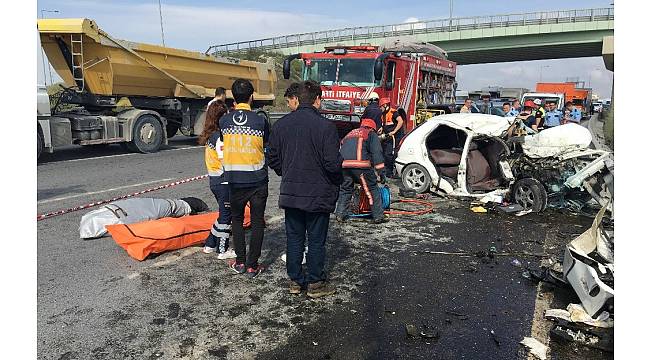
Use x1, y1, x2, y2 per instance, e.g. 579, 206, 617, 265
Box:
37, 18, 276, 156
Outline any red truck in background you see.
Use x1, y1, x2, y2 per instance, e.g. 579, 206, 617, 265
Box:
283, 42, 457, 136
536, 82, 591, 114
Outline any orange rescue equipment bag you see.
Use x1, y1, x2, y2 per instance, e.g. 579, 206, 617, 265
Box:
106, 208, 250, 261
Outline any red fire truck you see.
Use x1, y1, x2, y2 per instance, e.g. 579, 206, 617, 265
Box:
283, 42, 457, 136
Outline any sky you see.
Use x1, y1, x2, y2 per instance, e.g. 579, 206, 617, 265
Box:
36, 0, 614, 98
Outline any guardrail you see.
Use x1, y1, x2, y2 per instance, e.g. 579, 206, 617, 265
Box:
207, 7, 613, 56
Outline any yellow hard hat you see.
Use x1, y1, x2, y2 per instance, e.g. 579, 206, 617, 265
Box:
368, 92, 379, 100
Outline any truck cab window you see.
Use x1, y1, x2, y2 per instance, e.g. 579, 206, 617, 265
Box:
302, 59, 337, 86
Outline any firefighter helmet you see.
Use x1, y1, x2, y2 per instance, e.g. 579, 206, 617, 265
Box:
368, 92, 379, 101
524, 100, 535, 108
379, 97, 391, 107
533, 98, 542, 106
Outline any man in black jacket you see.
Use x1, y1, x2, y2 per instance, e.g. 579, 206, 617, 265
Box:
360, 92, 382, 130
267, 80, 343, 298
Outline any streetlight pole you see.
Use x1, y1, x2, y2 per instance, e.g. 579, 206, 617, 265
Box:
158, 0, 166, 47
449, 0, 454, 31
40, 9, 59, 86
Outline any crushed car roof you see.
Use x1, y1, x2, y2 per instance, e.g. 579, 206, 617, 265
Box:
420, 113, 512, 137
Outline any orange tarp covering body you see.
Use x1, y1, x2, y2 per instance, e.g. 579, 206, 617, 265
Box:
106, 209, 250, 261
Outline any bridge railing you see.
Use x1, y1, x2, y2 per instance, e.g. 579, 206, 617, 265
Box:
206, 7, 613, 56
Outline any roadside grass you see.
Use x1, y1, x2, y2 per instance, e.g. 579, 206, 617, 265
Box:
602, 110, 614, 150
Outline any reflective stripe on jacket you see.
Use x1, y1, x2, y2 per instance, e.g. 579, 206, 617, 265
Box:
340, 126, 384, 170
218, 103, 269, 185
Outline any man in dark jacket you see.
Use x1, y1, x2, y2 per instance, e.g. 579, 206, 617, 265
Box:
267, 80, 343, 298
335, 118, 388, 224
360, 92, 382, 130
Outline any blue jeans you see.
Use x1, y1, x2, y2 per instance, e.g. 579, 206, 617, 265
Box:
206, 178, 231, 252
284, 207, 330, 286
335, 169, 384, 220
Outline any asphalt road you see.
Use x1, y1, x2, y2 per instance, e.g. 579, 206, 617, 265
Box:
37, 136, 612, 359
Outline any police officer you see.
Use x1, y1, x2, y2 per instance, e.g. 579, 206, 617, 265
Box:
564, 101, 582, 124
335, 118, 387, 224
503, 102, 519, 117
378, 97, 404, 179
543, 99, 562, 128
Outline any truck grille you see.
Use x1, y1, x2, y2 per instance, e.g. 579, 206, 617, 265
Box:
320, 99, 351, 113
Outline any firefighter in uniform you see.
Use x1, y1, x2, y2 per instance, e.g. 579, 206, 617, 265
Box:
335, 118, 388, 224
543, 99, 562, 128
361, 92, 382, 130
378, 97, 404, 179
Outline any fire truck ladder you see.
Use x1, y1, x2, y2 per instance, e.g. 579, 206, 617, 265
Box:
70, 34, 85, 91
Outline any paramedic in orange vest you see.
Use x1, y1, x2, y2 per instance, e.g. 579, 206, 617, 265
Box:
379, 97, 404, 179
335, 118, 388, 224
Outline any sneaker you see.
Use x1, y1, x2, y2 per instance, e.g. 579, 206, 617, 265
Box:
307, 281, 336, 299
246, 264, 267, 279
335, 214, 348, 223
280, 252, 307, 265
372, 217, 389, 224
289, 281, 304, 295
217, 249, 237, 260
228, 260, 246, 274
203, 246, 216, 254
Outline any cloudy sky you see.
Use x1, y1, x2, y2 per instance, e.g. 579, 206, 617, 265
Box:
36, 0, 614, 98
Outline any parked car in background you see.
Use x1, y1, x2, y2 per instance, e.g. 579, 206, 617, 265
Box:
395, 113, 613, 214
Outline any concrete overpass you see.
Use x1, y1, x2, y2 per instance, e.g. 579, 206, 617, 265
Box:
207, 8, 613, 65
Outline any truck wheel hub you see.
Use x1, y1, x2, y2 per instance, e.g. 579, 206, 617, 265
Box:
139, 123, 156, 144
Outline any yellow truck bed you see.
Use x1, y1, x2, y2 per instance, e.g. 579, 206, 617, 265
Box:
38, 18, 276, 101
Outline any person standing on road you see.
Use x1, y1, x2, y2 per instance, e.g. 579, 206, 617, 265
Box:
361, 92, 382, 131
284, 82, 301, 111
564, 101, 582, 124
503, 102, 518, 117
379, 97, 404, 179
460, 98, 473, 113
208, 87, 227, 108
512, 99, 522, 114
219, 79, 270, 278
335, 118, 387, 224
479, 94, 491, 114
267, 80, 343, 298
198, 100, 237, 259
543, 99, 562, 128
279, 82, 309, 266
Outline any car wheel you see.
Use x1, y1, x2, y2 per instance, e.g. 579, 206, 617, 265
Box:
37, 127, 44, 160
130, 115, 164, 153
401, 164, 431, 194
512, 178, 547, 212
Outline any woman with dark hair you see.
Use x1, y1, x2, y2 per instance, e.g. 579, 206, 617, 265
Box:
199, 101, 235, 259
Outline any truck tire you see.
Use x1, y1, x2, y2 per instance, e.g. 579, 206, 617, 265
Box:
129, 115, 164, 153
512, 178, 547, 212
401, 164, 431, 194
37, 127, 44, 160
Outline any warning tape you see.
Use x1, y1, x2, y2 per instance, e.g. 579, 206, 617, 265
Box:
36, 174, 208, 221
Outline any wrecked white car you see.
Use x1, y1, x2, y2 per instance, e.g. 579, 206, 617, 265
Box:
395, 114, 613, 213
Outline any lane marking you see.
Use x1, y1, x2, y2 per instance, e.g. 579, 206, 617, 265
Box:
41, 145, 203, 165
38, 178, 175, 204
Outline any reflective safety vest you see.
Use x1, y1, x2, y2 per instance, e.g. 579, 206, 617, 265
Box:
382, 108, 396, 126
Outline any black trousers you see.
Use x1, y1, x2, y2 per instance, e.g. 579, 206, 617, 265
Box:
284, 208, 330, 285
230, 183, 268, 268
